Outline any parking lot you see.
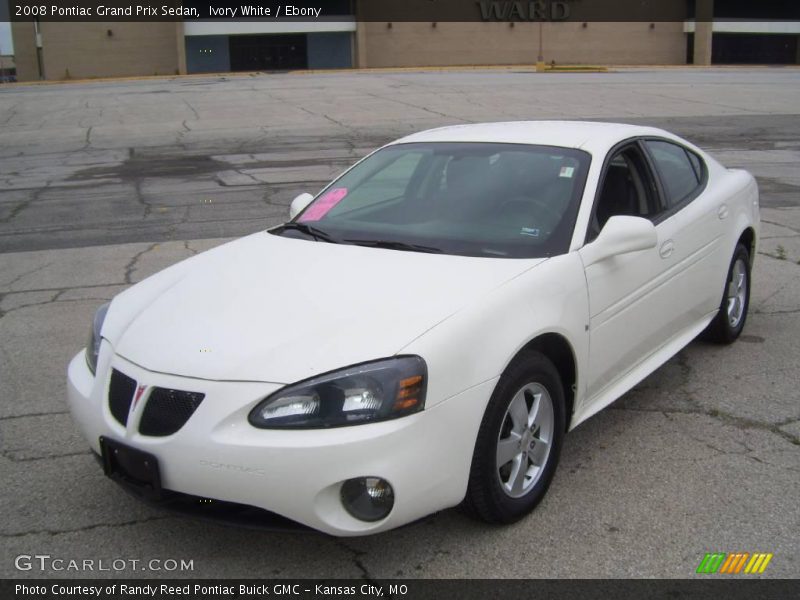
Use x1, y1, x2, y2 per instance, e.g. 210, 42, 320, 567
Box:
0, 67, 798, 578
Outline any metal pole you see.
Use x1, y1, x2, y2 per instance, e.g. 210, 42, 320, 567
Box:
33, 18, 44, 80
536, 19, 545, 72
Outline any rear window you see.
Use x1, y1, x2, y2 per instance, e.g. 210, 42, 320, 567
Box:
645, 140, 705, 208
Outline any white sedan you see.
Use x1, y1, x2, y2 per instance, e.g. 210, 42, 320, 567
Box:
66, 121, 759, 535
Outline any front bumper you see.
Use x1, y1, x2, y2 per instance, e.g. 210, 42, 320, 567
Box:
66, 345, 496, 536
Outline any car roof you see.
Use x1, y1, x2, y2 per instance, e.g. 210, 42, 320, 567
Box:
390, 121, 676, 155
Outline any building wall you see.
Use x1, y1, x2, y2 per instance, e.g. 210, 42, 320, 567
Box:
308, 32, 353, 69
186, 35, 231, 74
712, 32, 800, 64
185, 32, 353, 73
11, 20, 694, 81
12, 22, 180, 81
0, 54, 15, 82
10, 21, 39, 81
360, 21, 687, 67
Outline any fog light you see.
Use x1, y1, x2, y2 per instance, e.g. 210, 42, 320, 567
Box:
340, 477, 394, 522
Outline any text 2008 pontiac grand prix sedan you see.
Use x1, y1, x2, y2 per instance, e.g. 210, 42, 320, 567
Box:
67, 121, 759, 535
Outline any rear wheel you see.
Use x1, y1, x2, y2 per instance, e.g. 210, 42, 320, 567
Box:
463, 351, 565, 524
703, 243, 751, 344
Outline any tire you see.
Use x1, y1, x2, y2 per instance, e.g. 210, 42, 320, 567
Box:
703, 243, 751, 344
463, 351, 566, 524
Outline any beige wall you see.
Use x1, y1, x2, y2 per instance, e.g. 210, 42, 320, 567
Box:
12, 20, 689, 81
10, 21, 39, 81
13, 22, 180, 81
361, 22, 687, 67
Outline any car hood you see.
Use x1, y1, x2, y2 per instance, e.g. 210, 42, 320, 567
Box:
104, 232, 544, 383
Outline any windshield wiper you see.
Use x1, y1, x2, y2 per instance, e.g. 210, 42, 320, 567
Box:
277, 222, 340, 244
344, 239, 443, 254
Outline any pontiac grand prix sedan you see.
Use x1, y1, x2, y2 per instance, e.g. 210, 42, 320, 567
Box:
67, 121, 759, 535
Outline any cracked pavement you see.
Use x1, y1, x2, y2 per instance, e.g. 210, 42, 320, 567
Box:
0, 68, 798, 579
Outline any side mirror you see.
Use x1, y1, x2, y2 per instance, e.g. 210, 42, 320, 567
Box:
581, 215, 657, 267
289, 193, 314, 220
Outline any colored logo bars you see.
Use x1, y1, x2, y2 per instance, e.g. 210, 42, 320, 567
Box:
696, 552, 773, 574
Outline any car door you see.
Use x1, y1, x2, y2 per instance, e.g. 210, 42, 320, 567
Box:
578, 140, 687, 401
642, 138, 726, 325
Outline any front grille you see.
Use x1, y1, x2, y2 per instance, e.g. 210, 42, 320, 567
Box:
108, 369, 137, 426
139, 387, 205, 437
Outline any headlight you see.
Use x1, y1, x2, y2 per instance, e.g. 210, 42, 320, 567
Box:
85, 302, 110, 375
248, 356, 427, 429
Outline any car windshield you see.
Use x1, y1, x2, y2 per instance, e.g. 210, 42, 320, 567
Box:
274, 142, 591, 258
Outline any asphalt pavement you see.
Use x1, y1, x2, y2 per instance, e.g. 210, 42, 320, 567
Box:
0, 67, 798, 579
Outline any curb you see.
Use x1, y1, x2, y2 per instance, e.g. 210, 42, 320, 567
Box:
1, 64, 612, 86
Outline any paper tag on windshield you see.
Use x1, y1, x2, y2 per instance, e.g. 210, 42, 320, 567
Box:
298, 188, 347, 222
559, 166, 575, 178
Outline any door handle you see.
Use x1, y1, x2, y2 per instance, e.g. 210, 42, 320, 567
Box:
718, 204, 729, 220
659, 240, 675, 259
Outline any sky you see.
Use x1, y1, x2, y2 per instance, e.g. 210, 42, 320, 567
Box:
0, 0, 11, 55
0, 22, 12, 56
0, 0, 14, 55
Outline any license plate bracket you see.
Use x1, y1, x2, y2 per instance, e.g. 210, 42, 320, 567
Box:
99, 436, 163, 501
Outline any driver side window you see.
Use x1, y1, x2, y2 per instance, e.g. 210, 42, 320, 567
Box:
588, 143, 659, 242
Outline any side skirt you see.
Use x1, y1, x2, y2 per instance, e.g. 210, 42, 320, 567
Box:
569, 311, 717, 430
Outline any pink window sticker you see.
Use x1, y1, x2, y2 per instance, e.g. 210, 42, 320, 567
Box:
298, 188, 348, 222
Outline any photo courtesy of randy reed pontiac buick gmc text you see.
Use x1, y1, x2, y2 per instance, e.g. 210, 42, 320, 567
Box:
15, 583, 401, 596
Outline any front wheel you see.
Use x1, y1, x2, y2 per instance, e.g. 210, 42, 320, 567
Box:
703, 243, 751, 344
463, 351, 566, 524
